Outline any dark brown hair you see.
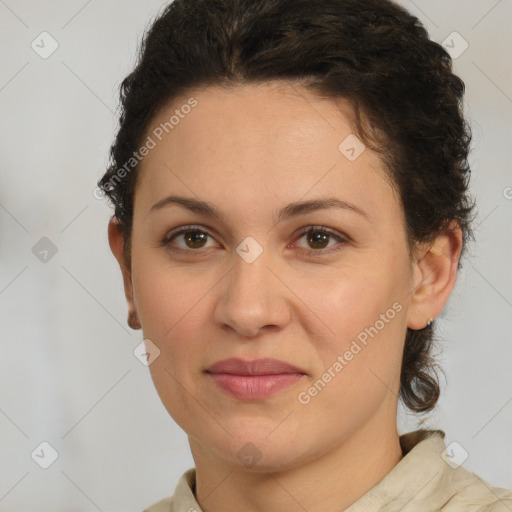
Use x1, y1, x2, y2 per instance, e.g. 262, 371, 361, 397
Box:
98, 0, 475, 413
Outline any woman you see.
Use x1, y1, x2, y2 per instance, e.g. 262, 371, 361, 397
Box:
98, 0, 512, 510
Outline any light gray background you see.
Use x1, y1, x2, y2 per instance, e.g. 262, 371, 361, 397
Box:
1, 0, 511, 510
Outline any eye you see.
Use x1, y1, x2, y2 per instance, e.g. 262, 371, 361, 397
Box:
161, 225, 348, 256
161, 225, 219, 255
292, 226, 348, 255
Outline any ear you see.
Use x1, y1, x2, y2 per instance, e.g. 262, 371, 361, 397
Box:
108, 217, 141, 330
407, 221, 463, 330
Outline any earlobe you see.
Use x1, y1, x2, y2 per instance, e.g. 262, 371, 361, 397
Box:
107, 217, 141, 331
406, 222, 463, 330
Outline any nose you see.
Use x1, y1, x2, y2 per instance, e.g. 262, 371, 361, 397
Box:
213, 246, 291, 338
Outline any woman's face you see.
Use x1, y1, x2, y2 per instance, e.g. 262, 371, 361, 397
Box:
124, 82, 420, 471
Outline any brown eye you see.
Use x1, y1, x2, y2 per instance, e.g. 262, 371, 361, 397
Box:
305, 230, 330, 249
180, 230, 209, 249
162, 226, 218, 254
161, 224, 348, 257
294, 226, 348, 255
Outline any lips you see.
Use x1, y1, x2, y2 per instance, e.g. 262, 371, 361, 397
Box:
205, 358, 307, 400
205, 357, 306, 376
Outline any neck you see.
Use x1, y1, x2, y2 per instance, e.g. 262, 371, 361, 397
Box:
190, 418, 403, 512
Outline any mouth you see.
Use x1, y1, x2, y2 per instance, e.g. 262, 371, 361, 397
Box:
205, 357, 307, 376
205, 358, 307, 400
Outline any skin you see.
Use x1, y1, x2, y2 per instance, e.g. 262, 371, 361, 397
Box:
108, 81, 462, 512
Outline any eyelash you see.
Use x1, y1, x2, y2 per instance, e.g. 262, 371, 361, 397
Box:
160, 224, 349, 257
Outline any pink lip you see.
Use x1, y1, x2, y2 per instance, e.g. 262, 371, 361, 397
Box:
205, 358, 307, 400
206, 357, 306, 375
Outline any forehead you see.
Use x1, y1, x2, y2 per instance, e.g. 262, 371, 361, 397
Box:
134, 81, 399, 221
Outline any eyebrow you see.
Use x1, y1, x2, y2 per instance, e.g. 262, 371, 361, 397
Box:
149, 195, 369, 223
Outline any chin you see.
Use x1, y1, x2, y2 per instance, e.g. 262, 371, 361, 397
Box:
204, 427, 306, 472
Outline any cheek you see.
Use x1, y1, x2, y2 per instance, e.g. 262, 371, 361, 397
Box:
305, 257, 407, 339
294, 279, 406, 426
133, 261, 212, 350
131, 260, 216, 427
131, 236, 410, 417
133, 242, 410, 361
302, 254, 409, 389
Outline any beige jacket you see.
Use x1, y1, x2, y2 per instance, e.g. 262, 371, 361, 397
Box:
144, 430, 512, 511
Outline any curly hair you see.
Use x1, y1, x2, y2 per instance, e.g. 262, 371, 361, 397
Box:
98, 0, 475, 413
